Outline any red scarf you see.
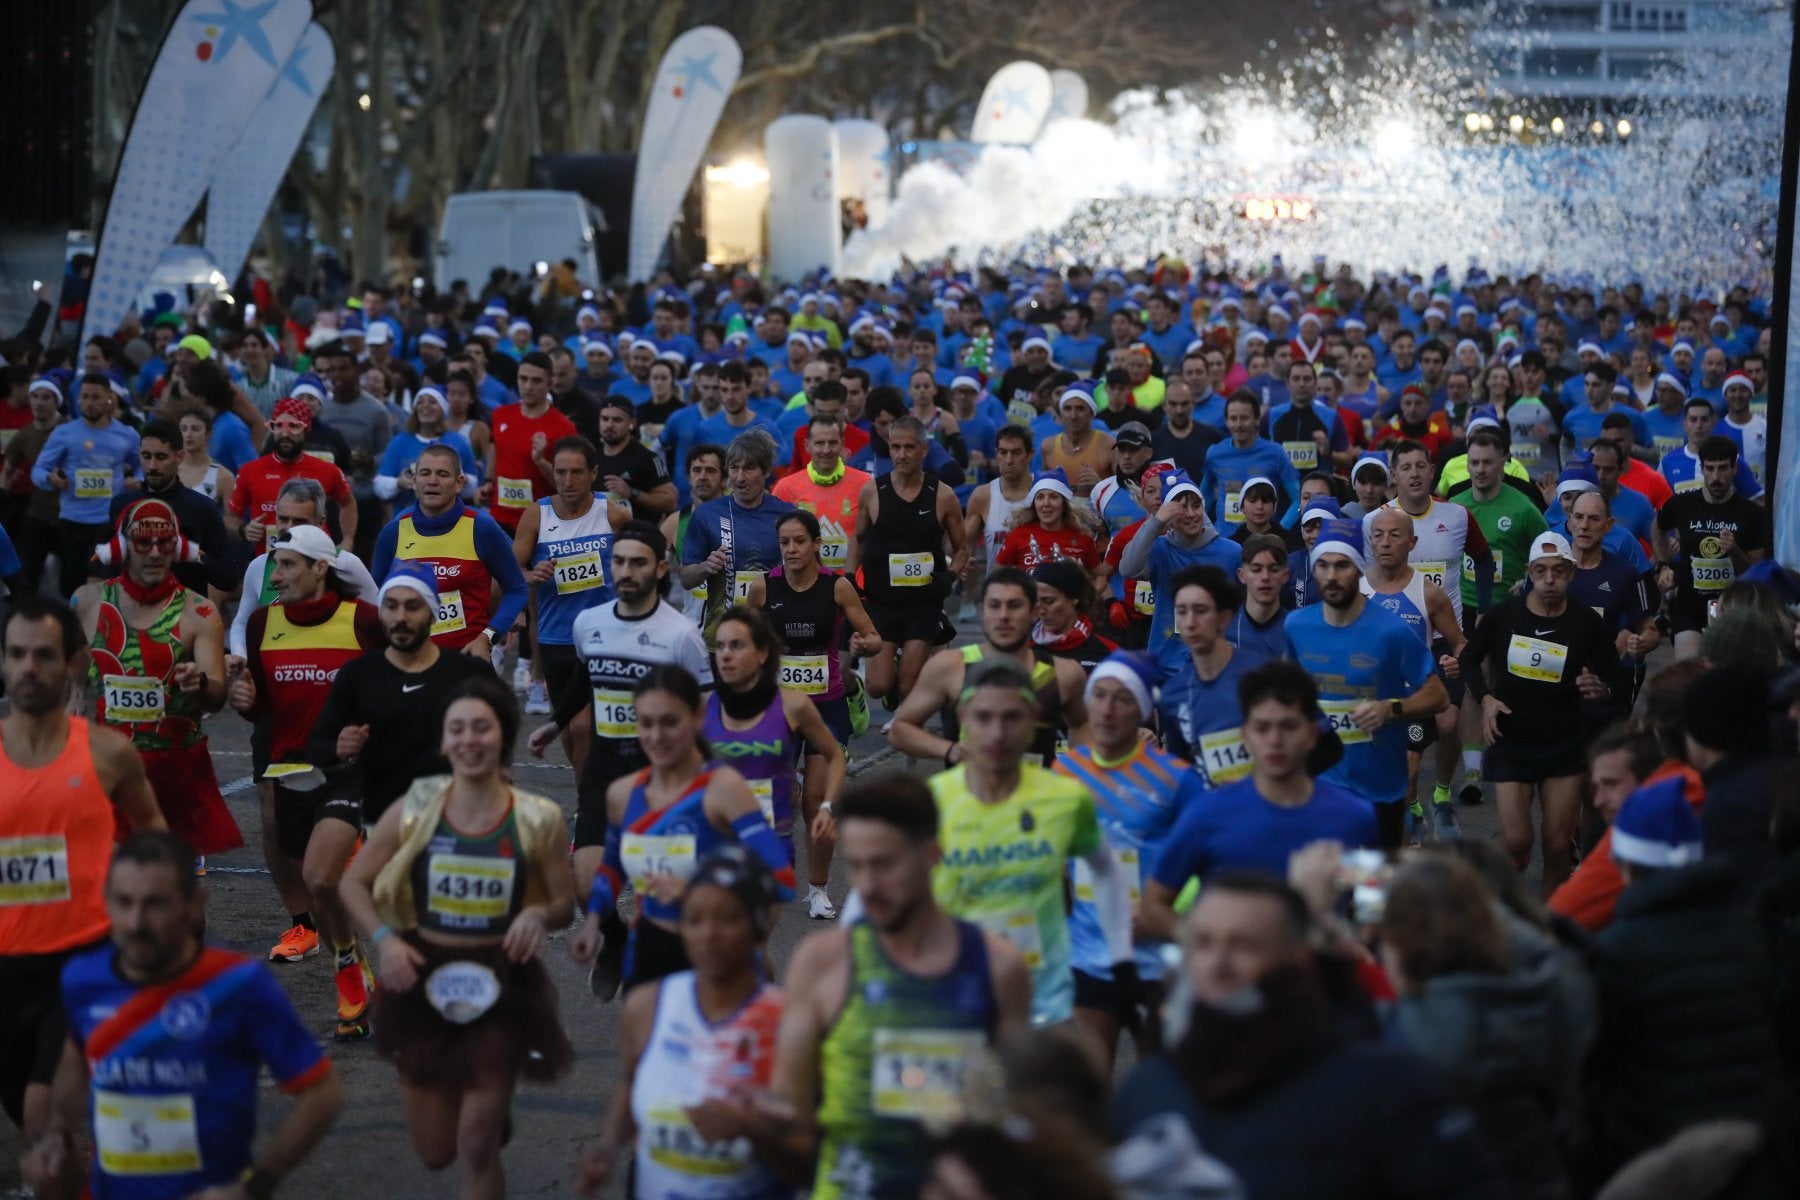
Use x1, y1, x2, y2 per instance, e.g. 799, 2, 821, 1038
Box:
117, 572, 182, 606
1032, 614, 1099, 653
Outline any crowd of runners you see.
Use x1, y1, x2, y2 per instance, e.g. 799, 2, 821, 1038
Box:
1, 254, 1797, 1199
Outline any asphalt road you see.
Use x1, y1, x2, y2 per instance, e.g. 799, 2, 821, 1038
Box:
0, 632, 1528, 1198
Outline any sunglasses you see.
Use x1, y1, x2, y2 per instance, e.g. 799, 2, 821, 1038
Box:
131, 536, 176, 553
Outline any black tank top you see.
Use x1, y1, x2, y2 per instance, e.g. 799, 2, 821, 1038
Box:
764, 567, 841, 654
940, 645, 1066, 765
862, 471, 947, 605
410, 805, 525, 938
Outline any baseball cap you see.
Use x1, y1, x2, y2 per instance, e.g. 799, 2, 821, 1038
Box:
1112, 421, 1153, 448
271, 524, 338, 564
1527, 531, 1575, 565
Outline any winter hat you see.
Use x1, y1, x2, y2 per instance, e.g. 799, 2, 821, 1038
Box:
1086, 649, 1159, 722
1611, 777, 1704, 869
1028, 469, 1074, 502
1310, 519, 1366, 573
1300, 496, 1343, 526
377, 561, 440, 608
1683, 663, 1773, 757
272, 396, 314, 428
1031, 560, 1089, 604
1700, 609, 1786, 674
95, 499, 203, 569
1352, 454, 1390, 483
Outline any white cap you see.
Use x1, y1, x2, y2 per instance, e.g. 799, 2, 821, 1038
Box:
271, 524, 339, 564
365, 322, 392, 346
1527, 531, 1576, 565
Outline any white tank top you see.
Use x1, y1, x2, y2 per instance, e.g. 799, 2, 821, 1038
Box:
187, 467, 220, 502
984, 478, 1033, 568
1369, 499, 1470, 629
631, 971, 784, 1200
1361, 569, 1431, 645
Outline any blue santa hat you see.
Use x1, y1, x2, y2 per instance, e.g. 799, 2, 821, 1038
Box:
1310, 519, 1366, 573
1611, 777, 1703, 870
1085, 649, 1159, 721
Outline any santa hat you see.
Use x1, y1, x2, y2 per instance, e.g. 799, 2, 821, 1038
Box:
1309, 519, 1366, 573
1611, 777, 1704, 869
96, 499, 203, 569
1086, 649, 1159, 721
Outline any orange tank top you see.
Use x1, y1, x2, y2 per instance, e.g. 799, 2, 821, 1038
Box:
0, 717, 116, 954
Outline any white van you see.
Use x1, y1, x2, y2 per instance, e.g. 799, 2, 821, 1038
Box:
434, 190, 604, 289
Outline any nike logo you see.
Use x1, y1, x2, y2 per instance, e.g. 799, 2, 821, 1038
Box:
1533, 629, 1556, 637
402, 683, 425, 693
918, 508, 932, 517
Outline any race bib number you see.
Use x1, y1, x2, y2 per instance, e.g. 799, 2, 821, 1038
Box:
732, 570, 763, 603
103, 675, 165, 724
1006, 397, 1037, 428
748, 779, 776, 826
691, 578, 710, 604
1318, 699, 1372, 745
1463, 551, 1502, 582
1198, 726, 1253, 786
1691, 557, 1734, 592
1413, 559, 1449, 591
871, 1028, 987, 1120
1281, 440, 1319, 471
621, 834, 696, 888
977, 910, 1043, 970
1506, 634, 1567, 683
1130, 579, 1156, 617
778, 653, 830, 695
426, 853, 515, 921
497, 476, 531, 509
888, 551, 934, 587
593, 687, 637, 738
94, 1090, 201, 1176
553, 552, 604, 595
303, 449, 335, 464
1222, 489, 1244, 523
1674, 478, 1703, 494
645, 1106, 750, 1176
820, 537, 849, 570
0, 835, 70, 904
1073, 847, 1142, 905
74, 467, 112, 499
432, 590, 466, 636
1653, 435, 1684, 456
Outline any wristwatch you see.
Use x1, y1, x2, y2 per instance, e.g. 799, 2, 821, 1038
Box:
1389, 699, 1404, 718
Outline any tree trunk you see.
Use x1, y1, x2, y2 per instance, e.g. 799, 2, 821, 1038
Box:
352, 0, 392, 284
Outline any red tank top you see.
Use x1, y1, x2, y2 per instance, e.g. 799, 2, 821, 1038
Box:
0, 718, 117, 954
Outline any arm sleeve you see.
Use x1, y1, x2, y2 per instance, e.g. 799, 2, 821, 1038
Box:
681, 626, 715, 688
926, 442, 966, 487
246, 966, 329, 1088
222, 422, 258, 474
326, 464, 353, 506
341, 552, 380, 601
1081, 836, 1136, 965
229, 556, 261, 657
306, 664, 360, 768
681, 507, 715, 566
1118, 516, 1164, 579
477, 516, 530, 631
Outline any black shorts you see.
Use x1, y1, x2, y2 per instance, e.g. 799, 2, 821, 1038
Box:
624, 919, 690, 989
1073, 967, 1166, 1018
811, 696, 853, 748
273, 780, 362, 860
574, 743, 647, 850
538, 643, 583, 706
1668, 595, 1711, 636
865, 600, 955, 649
1485, 729, 1591, 785
1405, 718, 1438, 753
0, 943, 97, 1125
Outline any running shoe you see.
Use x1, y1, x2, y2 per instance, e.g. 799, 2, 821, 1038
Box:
1432, 802, 1461, 841
807, 885, 838, 920
846, 674, 870, 736
524, 680, 551, 715
269, 924, 320, 963
510, 658, 530, 691
1405, 802, 1425, 848
1458, 777, 1485, 806
334, 956, 374, 1042
195, 856, 206, 877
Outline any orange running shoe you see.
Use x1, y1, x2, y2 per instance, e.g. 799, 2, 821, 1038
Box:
334, 954, 373, 1042
268, 924, 320, 963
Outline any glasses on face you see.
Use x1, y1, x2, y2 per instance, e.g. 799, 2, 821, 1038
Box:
131, 536, 176, 554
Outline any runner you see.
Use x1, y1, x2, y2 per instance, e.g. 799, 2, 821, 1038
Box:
529, 522, 715, 995
1141, 659, 1380, 937
226, 396, 356, 551
1367, 438, 1495, 809
1087, 423, 1155, 538
594, 395, 677, 519
1098, 462, 1176, 649
1228, 534, 1291, 660
306, 563, 495, 860
1029, 560, 1116, 672
340, 674, 576, 1200
227, 479, 380, 660
1559, 490, 1660, 716
681, 430, 795, 645
228, 525, 382, 1037
1361, 508, 1466, 842
1654, 434, 1767, 659
706, 603, 847, 855
771, 414, 872, 579
1284, 519, 1448, 850
565, 665, 794, 995
1199, 391, 1299, 532
575, 849, 788, 1200
888, 568, 1089, 768
1156, 565, 1268, 781
31, 372, 141, 599
746, 511, 884, 917
515, 436, 631, 726
1658, 399, 1764, 501
0, 596, 160, 1146
854, 415, 967, 706
994, 469, 1103, 576
1718, 371, 1767, 485
21, 832, 341, 1200
1458, 532, 1618, 894
662, 443, 727, 624
926, 655, 1136, 1025
74, 500, 241, 860
1117, 469, 1243, 680
1055, 650, 1191, 1068
109, 419, 239, 598
960, 423, 1035, 598
371, 443, 530, 655
484, 351, 577, 532
760, 774, 1030, 1200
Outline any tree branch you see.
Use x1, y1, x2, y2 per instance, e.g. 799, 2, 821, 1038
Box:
734, 7, 924, 94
